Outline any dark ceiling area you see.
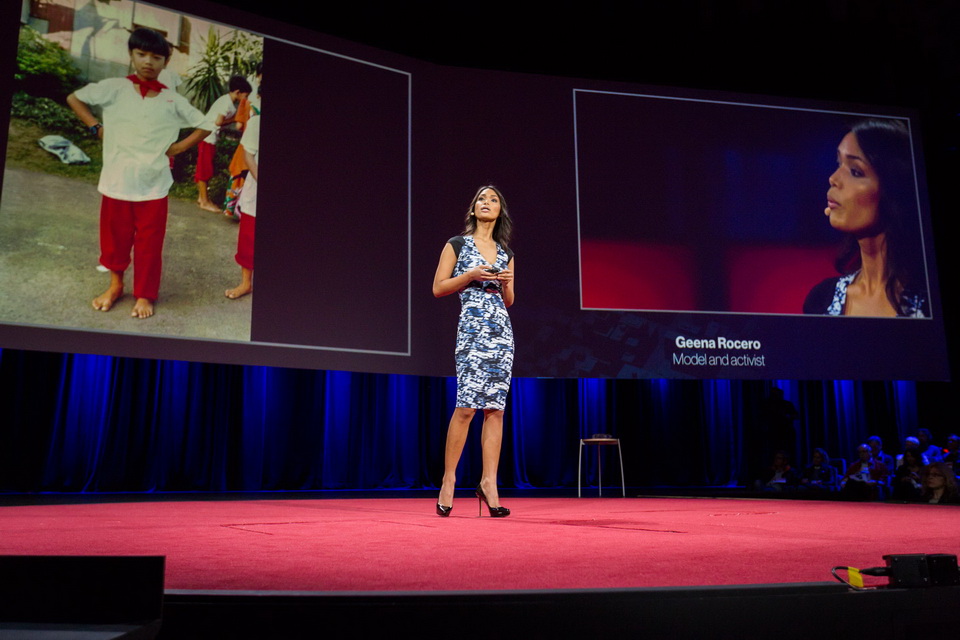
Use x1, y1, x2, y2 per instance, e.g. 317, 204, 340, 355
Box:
208, 1, 959, 106
207, 0, 958, 184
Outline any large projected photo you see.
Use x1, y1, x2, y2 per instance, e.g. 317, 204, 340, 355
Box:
0, 0, 411, 356
1, 2, 263, 340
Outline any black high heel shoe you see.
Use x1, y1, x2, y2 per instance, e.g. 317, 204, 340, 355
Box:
436, 502, 452, 517
475, 484, 510, 518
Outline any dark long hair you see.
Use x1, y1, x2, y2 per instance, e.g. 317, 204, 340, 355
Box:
834, 119, 922, 310
901, 448, 922, 469
462, 185, 513, 254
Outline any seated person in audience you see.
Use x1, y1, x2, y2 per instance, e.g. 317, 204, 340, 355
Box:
942, 434, 959, 467
754, 450, 798, 491
841, 444, 888, 501
895, 436, 928, 468
867, 435, 894, 470
917, 428, 943, 463
890, 447, 924, 502
798, 448, 838, 491
919, 462, 960, 504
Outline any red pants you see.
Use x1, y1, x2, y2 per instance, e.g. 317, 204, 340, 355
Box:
99, 195, 167, 300
194, 141, 215, 182
235, 210, 255, 270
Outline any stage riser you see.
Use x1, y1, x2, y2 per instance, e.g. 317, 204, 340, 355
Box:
160, 583, 960, 639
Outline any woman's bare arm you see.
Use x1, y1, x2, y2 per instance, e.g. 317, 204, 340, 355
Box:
432, 242, 495, 298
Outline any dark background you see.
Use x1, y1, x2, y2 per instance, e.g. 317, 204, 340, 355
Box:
251, 38, 411, 354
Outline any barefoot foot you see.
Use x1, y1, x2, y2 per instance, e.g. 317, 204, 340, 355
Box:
131, 297, 154, 319
92, 284, 123, 311
225, 283, 252, 299
198, 201, 220, 213
226, 267, 253, 299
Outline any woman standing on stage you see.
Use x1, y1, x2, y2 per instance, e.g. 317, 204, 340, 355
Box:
433, 185, 515, 518
803, 119, 928, 317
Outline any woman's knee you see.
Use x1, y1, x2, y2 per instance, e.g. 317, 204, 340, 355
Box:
453, 407, 476, 421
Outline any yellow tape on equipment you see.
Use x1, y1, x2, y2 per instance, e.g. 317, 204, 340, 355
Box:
848, 568, 864, 588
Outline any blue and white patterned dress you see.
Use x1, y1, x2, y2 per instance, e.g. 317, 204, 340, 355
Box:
804, 270, 929, 317
451, 236, 514, 410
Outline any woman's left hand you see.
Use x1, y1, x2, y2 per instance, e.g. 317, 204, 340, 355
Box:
500, 258, 515, 307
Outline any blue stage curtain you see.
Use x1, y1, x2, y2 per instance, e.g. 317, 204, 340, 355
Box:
0, 348, 931, 493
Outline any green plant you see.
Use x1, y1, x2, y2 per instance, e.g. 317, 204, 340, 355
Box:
208, 134, 241, 205
221, 30, 263, 80
10, 92, 87, 136
15, 25, 82, 101
184, 27, 225, 112
184, 27, 263, 112
169, 129, 240, 205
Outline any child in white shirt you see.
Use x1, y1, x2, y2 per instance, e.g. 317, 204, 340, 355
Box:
67, 27, 211, 318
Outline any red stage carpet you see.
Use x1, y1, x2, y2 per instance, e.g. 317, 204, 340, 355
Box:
1, 497, 957, 592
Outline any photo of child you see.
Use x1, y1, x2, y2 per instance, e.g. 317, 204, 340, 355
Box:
67, 27, 211, 319
196, 75, 251, 214
0, 2, 263, 340
226, 83, 260, 300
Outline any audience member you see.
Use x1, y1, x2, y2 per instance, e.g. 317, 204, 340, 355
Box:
841, 444, 888, 501
890, 448, 924, 501
942, 434, 959, 468
917, 428, 943, 463
798, 448, 838, 492
866, 435, 894, 470
895, 436, 928, 468
754, 450, 798, 491
919, 462, 960, 505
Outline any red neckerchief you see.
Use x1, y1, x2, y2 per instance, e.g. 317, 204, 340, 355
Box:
127, 74, 167, 98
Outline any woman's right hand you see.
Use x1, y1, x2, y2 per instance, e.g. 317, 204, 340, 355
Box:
433, 246, 495, 297
467, 264, 497, 282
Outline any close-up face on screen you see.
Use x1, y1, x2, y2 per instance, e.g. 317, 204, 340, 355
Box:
0, 0, 948, 382
575, 92, 931, 318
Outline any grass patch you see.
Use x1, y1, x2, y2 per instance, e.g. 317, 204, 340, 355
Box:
5, 117, 102, 184
4, 117, 240, 206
